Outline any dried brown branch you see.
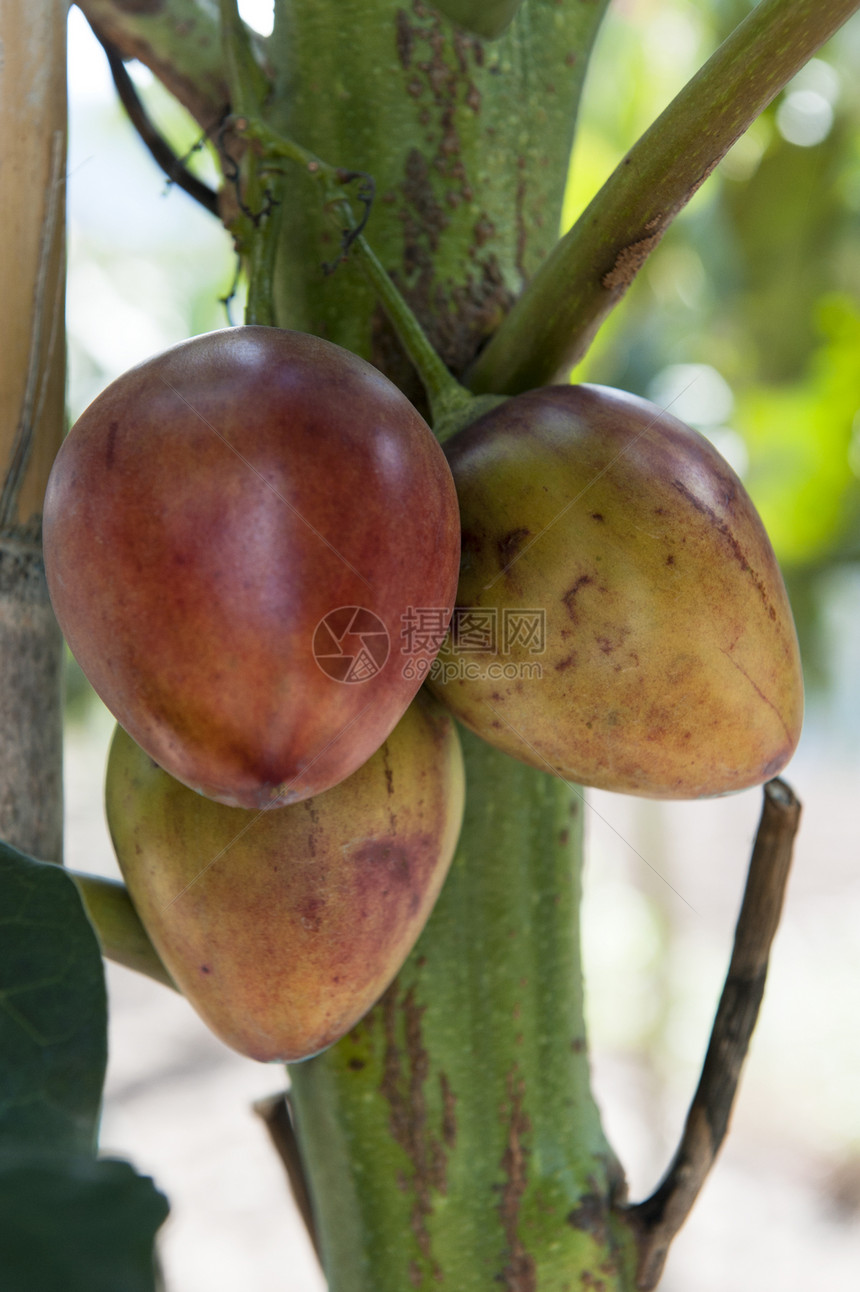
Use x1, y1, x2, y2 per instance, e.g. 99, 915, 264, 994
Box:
623, 778, 802, 1289
94, 29, 220, 217
254, 1091, 321, 1263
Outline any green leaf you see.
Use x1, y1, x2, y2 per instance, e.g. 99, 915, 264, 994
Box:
430, 0, 522, 40
0, 841, 107, 1155
0, 1149, 169, 1292
0, 845, 169, 1287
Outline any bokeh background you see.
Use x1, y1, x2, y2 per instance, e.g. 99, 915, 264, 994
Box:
64, 1, 860, 1287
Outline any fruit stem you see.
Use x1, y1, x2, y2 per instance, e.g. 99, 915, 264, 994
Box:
70, 871, 177, 991
349, 233, 479, 433
234, 114, 493, 437
218, 0, 280, 326
242, 180, 283, 328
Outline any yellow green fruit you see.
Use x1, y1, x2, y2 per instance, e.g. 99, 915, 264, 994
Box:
105, 693, 464, 1062
429, 384, 803, 798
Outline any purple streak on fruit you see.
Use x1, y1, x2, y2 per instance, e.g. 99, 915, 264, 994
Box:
105, 692, 464, 1063
44, 327, 460, 808
429, 383, 803, 799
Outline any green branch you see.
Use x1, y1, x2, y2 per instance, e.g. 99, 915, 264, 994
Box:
219, 0, 269, 120
350, 235, 490, 435
219, 0, 280, 324
234, 114, 494, 433
70, 872, 177, 991
468, 0, 860, 395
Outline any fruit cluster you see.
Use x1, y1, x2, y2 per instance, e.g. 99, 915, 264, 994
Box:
44, 326, 803, 1061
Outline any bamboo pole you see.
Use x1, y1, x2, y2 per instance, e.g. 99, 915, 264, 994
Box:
0, 0, 67, 862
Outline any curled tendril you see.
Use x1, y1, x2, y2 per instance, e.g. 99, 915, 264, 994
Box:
322, 170, 377, 275
172, 110, 227, 191
218, 118, 279, 227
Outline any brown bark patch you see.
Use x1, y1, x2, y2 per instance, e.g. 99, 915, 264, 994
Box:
497, 1065, 535, 1292
439, 1071, 457, 1149
601, 230, 665, 294
567, 1188, 609, 1245
515, 157, 528, 280
377, 1, 516, 384
380, 983, 454, 1278
396, 8, 414, 68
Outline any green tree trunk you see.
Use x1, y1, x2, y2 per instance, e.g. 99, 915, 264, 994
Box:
290, 731, 637, 1290
267, 0, 607, 384
261, 4, 638, 1286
